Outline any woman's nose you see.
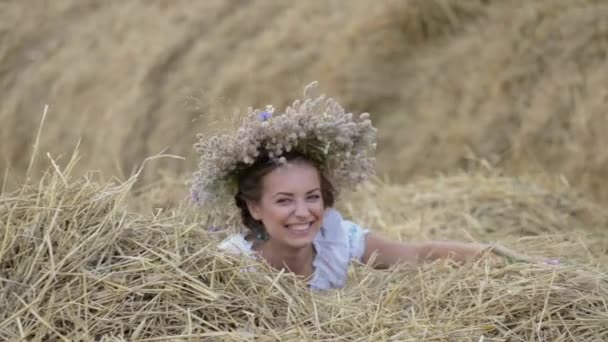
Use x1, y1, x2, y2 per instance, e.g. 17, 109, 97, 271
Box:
294, 200, 310, 217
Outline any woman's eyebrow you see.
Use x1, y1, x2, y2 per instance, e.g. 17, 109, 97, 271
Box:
273, 192, 293, 198
272, 188, 320, 197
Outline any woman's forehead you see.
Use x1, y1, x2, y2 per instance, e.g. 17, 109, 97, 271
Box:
262, 162, 321, 192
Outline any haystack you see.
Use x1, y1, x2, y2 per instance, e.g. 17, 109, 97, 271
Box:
1, 166, 606, 341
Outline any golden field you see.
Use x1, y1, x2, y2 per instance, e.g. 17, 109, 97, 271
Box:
1, 0, 608, 340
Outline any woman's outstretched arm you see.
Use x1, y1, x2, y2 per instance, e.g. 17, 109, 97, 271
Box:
361, 233, 531, 269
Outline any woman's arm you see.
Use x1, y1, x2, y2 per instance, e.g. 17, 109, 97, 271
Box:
361, 233, 528, 269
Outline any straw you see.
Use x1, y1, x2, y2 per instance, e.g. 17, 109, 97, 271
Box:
1, 165, 606, 341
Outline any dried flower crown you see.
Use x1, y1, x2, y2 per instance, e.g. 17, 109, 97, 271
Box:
189, 82, 377, 208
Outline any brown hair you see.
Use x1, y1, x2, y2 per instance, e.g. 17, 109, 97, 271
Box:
234, 151, 336, 240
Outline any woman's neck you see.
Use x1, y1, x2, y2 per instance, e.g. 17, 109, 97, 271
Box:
256, 240, 315, 279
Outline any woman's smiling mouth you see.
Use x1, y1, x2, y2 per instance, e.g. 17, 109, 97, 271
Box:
285, 222, 313, 231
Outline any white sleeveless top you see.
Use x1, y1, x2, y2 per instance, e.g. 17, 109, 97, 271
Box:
217, 208, 369, 290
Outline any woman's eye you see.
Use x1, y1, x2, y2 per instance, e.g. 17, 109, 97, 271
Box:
307, 194, 321, 201
276, 198, 291, 204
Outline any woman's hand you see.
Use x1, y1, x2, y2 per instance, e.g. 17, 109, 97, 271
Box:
487, 243, 562, 266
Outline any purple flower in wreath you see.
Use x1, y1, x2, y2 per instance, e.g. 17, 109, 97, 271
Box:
207, 226, 223, 233
191, 189, 200, 203
259, 111, 272, 121
543, 258, 561, 266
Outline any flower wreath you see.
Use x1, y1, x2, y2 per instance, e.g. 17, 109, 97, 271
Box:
188, 82, 378, 209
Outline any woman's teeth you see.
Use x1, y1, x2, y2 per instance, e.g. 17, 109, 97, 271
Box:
286, 223, 312, 231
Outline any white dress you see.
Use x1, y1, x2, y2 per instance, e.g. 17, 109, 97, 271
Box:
218, 208, 369, 290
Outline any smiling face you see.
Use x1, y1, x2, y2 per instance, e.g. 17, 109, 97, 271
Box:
246, 161, 325, 250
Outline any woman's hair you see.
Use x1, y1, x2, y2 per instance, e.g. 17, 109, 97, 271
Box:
234, 151, 336, 240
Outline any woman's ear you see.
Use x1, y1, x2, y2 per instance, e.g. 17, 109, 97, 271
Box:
246, 200, 262, 221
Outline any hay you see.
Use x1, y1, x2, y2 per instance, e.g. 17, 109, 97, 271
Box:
1, 167, 607, 341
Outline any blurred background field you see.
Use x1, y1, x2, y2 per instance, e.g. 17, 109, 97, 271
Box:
2, 0, 608, 203
2, 0, 608, 340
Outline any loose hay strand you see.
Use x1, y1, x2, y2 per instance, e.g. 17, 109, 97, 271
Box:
26, 104, 49, 181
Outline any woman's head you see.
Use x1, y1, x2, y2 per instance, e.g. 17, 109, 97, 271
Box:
235, 152, 336, 248
190, 88, 377, 217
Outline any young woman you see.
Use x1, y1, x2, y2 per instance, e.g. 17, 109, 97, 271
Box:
190, 84, 538, 290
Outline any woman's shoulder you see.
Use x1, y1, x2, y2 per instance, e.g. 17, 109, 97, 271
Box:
317, 208, 369, 258
218, 233, 254, 255
311, 209, 370, 289
320, 208, 346, 238
320, 208, 369, 240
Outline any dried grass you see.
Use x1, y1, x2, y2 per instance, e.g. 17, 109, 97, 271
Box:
1, 160, 607, 341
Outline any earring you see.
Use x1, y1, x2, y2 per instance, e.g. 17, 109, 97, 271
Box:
256, 229, 269, 241
255, 221, 268, 241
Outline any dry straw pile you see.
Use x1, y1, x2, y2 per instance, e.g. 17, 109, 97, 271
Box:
1, 161, 607, 341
